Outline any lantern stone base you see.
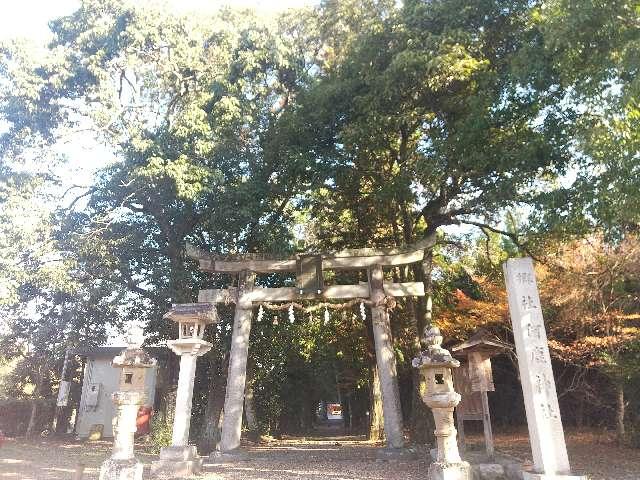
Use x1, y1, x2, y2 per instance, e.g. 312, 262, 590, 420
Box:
151, 445, 203, 477
523, 474, 586, 480
428, 460, 471, 480
208, 448, 249, 462
99, 458, 143, 480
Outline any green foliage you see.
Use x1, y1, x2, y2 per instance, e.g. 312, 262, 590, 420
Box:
0, 0, 639, 442
529, 0, 640, 236
148, 415, 173, 454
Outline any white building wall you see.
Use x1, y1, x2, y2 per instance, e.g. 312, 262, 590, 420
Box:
76, 356, 157, 439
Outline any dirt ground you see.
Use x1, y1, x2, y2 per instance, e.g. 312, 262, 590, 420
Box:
465, 429, 640, 480
0, 429, 638, 480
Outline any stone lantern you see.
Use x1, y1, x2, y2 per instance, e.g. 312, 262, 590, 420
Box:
151, 303, 217, 478
100, 326, 156, 480
413, 326, 470, 480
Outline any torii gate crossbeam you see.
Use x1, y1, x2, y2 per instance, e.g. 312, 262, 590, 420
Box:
186, 242, 428, 456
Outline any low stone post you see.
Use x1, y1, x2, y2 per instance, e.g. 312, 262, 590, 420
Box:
413, 326, 470, 480
100, 329, 156, 480
152, 303, 216, 477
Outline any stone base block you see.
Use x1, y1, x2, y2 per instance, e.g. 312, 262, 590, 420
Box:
474, 463, 505, 480
463, 450, 525, 480
151, 459, 202, 478
375, 446, 419, 461
429, 460, 472, 480
503, 464, 524, 480
208, 448, 249, 462
151, 446, 203, 477
99, 458, 143, 480
157, 445, 200, 461
523, 473, 586, 480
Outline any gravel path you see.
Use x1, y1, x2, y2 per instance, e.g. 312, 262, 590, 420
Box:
199, 438, 429, 480
1, 430, 638, 480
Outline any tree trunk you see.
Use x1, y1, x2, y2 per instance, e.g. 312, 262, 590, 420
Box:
576, 395, 585, 429
410, 371, 434, 444
26, 400, 38, 437
406, 249, 436, 444
198, 353, 229, 454
422, 248, 434, 330
369, 365, 384, 441
53, 350, 74, 435
615, 382, 625, 444
26, 363, 45, 437
72, 357, 86, 435
168, 242, 191, 304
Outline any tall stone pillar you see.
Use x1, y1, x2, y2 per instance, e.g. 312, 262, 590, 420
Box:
504, 258, 586, 480
152, 303, 216, 478
171, 352, 200, 446
368, 265, 406, 451
217, 271, 255, 455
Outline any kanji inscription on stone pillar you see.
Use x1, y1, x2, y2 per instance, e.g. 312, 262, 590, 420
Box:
504, 258, 584, 479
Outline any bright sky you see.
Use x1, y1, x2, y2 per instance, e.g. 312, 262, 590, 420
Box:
1, 0, 314, 344
0, 0, 313, 42
1, 0, 315, 199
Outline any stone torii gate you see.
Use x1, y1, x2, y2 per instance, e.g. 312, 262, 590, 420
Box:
186, 241, 431, 455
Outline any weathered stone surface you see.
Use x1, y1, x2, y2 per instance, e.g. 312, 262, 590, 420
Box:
164, 303, 218, 324
504, 259, 586, 480
503, 463, 524, 480
99, 458, 143, 480
369, 264, 405, 449
100, 393, 144, 475
151, 446, 203, 478
429, 461, 472, 480
504, 259, 570, 474
153, 332, 210, 478
414, 326, 465, 474
99, 344, 149, 480
156, 445, 199, 461
166, 347, 211, 446
464, 451, 523, 480
219, 273, 255, 453
475, 463, 505, 480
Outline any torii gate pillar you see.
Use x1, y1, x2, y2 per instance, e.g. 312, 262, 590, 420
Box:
191, 243, 428, 458
216, 271, 255, 455
369, 264, 405, 450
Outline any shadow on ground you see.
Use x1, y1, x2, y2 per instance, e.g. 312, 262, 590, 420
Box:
1, 429, 638, 480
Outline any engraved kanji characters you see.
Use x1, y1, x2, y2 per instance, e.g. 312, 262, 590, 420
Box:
516, 271, 534, 284
526, 322, 543, 340
530, 345, 546, 364
521, 294, 539, 310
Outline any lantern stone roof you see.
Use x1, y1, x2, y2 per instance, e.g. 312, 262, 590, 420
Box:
451, 329, 512, 358
164, 302, 219, 324
112, 346, 157, 369
412, 326, 460, 369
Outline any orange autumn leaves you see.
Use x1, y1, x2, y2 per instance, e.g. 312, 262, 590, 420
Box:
435, 235, 640, 372
436, 277, 509, 342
